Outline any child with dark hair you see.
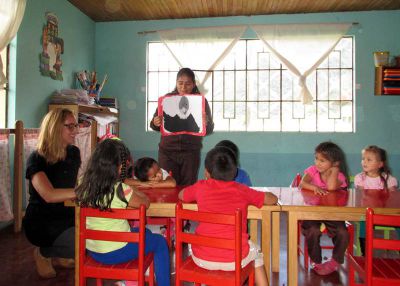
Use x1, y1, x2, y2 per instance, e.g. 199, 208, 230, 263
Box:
124, 157, 176, 188
75, 139, 170, 286
178, 147, 277, 286
215, 140, 252, 186
299, 141, 349, 276
354, 145, 398, 255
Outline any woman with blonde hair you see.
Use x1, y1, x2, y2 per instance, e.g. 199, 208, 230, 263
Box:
23, 108, 81, 278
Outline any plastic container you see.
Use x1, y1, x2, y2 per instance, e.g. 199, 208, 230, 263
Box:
374, 51, 389, 67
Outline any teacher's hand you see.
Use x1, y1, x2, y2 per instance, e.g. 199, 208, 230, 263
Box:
153, 116, 162, 127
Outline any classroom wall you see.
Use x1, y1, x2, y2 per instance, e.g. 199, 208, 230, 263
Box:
94, 10, 400, 186
11, 0, 95, 127
0, 1, 94, 229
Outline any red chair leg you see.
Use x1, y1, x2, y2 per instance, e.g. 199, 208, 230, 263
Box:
304, 239, 309, 270
347, 224, 354, 256
96, 278, 102, 286
148, 261, 155, 286
248, 270, 255, 286
298, 221, 301, 255
166, 218, 171, 248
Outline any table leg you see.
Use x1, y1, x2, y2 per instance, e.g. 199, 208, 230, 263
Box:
272, 212, 280, 272
249, 219, 258, 244
75, 206, 80, 286
287, 212, 298, 286
261, 210, 271, 285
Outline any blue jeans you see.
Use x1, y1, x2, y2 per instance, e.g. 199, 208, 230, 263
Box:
87, 228, 170, 286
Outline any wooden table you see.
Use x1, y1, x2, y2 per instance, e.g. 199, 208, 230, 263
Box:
267, 187, 400, 286
70, 186, 281, 285
141, 187, 281, 284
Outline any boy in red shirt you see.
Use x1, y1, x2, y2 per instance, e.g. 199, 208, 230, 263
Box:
178, 146, 277, 286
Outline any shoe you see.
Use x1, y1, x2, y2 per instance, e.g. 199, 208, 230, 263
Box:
183, 221, 191, 232
313, 258, 339, 276
33, 247, 57, 278
310, 261, 323, 271
359, 237, 366, 256
160, 225, 167, 238
53, 257, 75, 268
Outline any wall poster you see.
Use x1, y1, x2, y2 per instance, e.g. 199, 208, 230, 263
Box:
39, 12, 63, 80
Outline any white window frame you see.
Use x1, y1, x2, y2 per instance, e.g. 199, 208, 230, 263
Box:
146, 36, 355, 133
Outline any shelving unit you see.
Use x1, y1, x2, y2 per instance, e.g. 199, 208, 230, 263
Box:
48, 103, 119, 150
375, 66, 400, 95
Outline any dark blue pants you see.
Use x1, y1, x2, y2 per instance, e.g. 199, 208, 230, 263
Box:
88, 228, 170, 286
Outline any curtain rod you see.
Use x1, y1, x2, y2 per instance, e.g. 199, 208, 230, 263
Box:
137, 22, 359, 36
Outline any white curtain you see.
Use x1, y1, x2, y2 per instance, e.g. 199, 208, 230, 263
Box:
158, 25, 247, 92
0, 0, 26, 85
252, 23, 351, 104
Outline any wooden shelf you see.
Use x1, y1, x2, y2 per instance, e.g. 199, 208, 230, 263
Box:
375, 66, 400, 96
49, 103, 118, 116
48, 103, 119, 150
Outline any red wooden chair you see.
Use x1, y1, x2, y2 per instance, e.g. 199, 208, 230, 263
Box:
348, 208, 400, 286
291, 173, 354, 270
175, 202, 255, 286
79, 205, 155, 286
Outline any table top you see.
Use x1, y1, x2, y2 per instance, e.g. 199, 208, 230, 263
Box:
67, 186, 400, 211
256, 187, 400, 210
140, 186, 184, 204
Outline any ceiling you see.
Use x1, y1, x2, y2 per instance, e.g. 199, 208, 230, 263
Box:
68, 0, 400, 22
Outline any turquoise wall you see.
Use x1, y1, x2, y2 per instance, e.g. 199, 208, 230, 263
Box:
12, 0, 95, 127
0, 0, 95, 229
94, 10, 400, 186
12, 7, 400, 186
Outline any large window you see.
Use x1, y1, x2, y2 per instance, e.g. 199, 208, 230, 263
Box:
147, 37, 354, 132
0, 46, 8, 128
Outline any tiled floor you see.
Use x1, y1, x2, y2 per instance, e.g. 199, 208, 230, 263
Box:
1, 214, 396, 285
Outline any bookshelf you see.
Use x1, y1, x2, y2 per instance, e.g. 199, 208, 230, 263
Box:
375, 66, 400, 96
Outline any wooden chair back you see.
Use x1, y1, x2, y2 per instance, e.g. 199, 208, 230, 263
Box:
175, 202, 254, 286
79, 205, 154, 286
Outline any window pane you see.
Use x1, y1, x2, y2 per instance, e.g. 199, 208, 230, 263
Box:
146, 37, 354, 132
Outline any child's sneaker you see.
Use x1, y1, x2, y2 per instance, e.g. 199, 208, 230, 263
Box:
310, 261, 323, 271
160, 225, 167, 238
313, 258, 339, 276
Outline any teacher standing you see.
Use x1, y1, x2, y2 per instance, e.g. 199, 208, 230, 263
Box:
150, 68, 214, 185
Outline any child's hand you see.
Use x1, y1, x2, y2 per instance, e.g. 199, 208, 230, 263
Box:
313, 186, 328, 196
326, 165, 340, 176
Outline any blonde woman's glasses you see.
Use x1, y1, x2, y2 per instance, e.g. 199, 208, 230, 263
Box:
64, 123, 79, 131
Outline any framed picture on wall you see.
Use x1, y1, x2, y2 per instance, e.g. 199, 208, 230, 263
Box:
39, 12, 63, 81
158, 94, 206, 136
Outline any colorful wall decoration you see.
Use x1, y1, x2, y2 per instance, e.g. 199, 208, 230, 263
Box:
39, 12, 63, 80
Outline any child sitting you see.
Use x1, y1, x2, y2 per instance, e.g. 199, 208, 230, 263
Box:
299, 141, 349, 276
354, 145, 398, 255
125, 157, 176, 188
178, 146, 277, 286
126, 157, 177, 238
215, 139, 252, 186
75, 139, 170, 286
